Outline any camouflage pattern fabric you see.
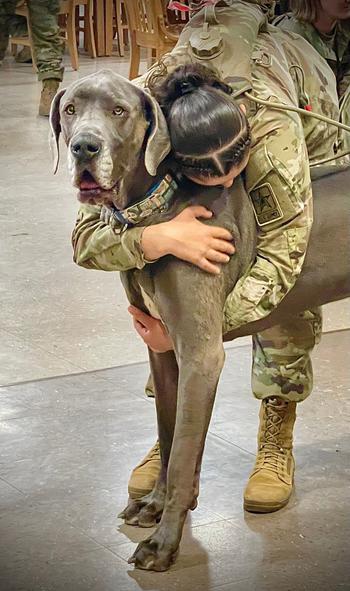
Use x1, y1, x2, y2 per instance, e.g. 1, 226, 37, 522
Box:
223, 26, 339, 332
251, 308, 322, 402
276, 14, 350, 98
72, 205, 150, 272
189, 0, 275, 18
0, 0, 64, 81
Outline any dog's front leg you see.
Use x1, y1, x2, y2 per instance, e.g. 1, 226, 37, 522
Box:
128, 302, 225, 571
120, 349, 178, 528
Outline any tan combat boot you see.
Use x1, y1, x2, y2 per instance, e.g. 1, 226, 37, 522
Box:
39, 79, 60, 117
244, 397, 296, 513
128, 441, 161, 499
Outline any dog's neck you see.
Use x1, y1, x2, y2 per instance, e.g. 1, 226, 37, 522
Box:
117, 155, 173, 210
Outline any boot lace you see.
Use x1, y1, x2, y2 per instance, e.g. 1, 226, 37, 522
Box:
256, 400, 289, 473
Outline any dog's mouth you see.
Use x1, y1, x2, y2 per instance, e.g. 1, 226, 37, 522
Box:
77, 171, 119, 205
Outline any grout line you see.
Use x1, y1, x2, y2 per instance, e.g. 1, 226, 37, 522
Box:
0, 357, 150, 388
0, 475, 26, 496
208, 431, 255, 458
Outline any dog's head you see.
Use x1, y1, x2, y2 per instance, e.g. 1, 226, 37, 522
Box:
50, 69, 171, 206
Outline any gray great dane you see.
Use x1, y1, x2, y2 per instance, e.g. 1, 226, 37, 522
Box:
50, 69, 350, 571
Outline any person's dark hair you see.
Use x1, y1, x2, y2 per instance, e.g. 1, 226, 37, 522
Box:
152, 64, 251, 178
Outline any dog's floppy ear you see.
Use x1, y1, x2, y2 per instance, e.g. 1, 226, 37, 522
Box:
142, 91, 171, 176
49, 88, 66, 174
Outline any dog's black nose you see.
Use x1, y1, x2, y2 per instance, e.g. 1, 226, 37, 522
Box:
70, 135, 101, 161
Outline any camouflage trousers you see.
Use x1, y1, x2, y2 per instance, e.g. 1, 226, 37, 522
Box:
0, 0, 64, 81
252, 307, 322, 403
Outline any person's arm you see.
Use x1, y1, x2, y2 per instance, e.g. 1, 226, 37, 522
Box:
72, 204, 235, 274
72, 204, 150, 272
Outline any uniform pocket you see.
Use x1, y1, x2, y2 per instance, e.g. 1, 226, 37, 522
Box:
238, 257, 279, 306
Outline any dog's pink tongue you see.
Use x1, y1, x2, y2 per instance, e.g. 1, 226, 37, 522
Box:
80, 178, 100, 190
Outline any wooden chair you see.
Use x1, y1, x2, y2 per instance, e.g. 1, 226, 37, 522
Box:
124, 0, 183, 80
115, 0, 129, 57
9, 1, 37, 71
58, 0, 97, 70
104, 0, 129, 58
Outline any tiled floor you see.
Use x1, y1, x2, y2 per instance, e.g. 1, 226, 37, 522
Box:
0, 333, 349, 591
1, 50, 350, 591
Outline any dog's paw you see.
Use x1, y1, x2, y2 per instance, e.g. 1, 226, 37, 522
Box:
128, 537, 178, 571
118, 493, 164, 528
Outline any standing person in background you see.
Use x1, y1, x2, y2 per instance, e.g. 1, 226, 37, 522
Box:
0, 0, 64, 116
276, 0, 350, 152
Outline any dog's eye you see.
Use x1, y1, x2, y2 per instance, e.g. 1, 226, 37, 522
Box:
112, 106, 125, 117
65, 104, 75, 115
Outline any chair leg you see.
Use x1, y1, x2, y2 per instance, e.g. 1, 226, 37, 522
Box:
86, 0, 97, 58
129, 33, 140, 80
147, 48, 153, 68
26, 10, 38, 72
116, 0, 124, 57
66, 9, 79, 70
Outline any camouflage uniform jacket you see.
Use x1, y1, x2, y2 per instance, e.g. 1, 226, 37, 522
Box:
276, 13, 350, 98
72, 1, 339, 331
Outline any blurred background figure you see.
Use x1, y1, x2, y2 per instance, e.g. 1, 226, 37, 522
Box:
0, 0, 64, 116
276, 0, 350, 153
277, 0, 350, 97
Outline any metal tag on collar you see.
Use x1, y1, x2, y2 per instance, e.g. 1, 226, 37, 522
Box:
111, 206, 131, 227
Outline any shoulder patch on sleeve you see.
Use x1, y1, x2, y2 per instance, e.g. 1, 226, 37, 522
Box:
249, 182, 284, 227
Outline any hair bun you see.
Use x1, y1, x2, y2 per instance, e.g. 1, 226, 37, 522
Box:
173, 68, 207, 98
179, 80, 195, 95
152, 63, 233, 116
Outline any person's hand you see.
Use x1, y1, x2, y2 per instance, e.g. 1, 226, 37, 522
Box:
128, 305, 174, 353
141, 205, 235, 274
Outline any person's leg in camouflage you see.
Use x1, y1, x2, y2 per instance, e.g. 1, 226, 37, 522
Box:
27, 0, 64, 116
0, 0, 17, 64
244, 307, 322, 512
129, 310, 323, 503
